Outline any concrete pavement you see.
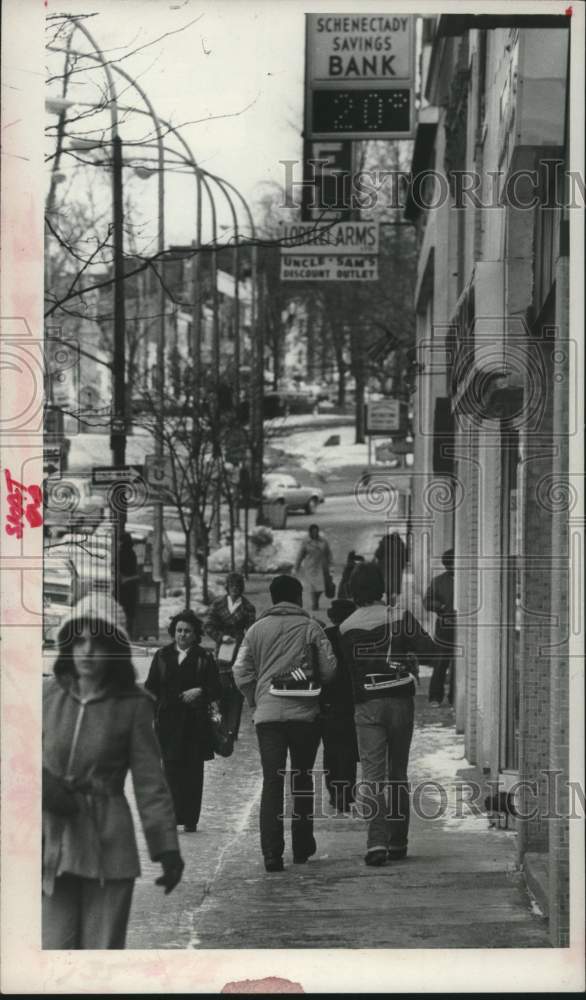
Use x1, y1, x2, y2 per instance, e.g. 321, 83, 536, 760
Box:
125, 675, 549, 950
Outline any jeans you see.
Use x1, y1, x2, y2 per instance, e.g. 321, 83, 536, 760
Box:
354, 696, 414, 853
256, 720, 321, 860
219, 670, 244, 739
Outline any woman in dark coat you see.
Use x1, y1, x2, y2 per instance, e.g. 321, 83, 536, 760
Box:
374, 531, 407, 603
42, 598, 184, 950
204, 571, 256, 739
145, 610, 222, 833
321, 598, 360, 813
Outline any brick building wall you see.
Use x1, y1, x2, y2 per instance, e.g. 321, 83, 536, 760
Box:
547, 258, 570, 946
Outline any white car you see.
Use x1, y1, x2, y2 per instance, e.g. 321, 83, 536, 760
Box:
263, 473, 324, 514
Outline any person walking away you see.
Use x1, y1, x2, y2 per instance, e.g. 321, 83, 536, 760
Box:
205, 571, 256, 739
295, 523, 333, 611
423, 548, 456, 707
374, 531, 406, 605
117, 532, 140, 636
42, 601, 184, 950
337, 551, 365, 600
145, 610, 222, 833
233, 575, 337, 872
339, 562, 418, 867
321, 598, 359, 813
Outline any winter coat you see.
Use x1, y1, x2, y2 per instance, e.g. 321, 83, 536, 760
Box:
339, 602, 418, 703
42, 679, 178, 897
295, 537, 332, 594
321, 625, 355, 718
204, 595, 257, 667
423, 570, 455, 648
233, 602, 337, 724
144, 643, 223, 762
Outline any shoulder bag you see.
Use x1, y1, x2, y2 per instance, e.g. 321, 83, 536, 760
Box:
270, 622, 322, 698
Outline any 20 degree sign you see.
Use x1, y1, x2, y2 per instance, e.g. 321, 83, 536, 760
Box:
305, 13, 415, 140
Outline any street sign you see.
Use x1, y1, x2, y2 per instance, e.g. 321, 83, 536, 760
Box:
145, 454, 174, 492
305, 13, 415, 139
280, 221, 379, 255
281, 254, 378, 281
365, 398, 406, 435
92, 465, 144, 486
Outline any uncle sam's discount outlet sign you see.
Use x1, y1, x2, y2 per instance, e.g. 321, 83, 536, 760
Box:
305, 13, 415, 140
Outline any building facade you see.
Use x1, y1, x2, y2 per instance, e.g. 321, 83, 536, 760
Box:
407, 13, 572, 944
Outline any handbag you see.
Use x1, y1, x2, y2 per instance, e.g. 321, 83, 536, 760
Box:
323, 568, 335, 599
217, 638, 237, 670
207, 701, 234, 758
270, 623, 322, 698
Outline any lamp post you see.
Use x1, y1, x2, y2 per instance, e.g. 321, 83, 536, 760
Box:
48, 41, 168, 582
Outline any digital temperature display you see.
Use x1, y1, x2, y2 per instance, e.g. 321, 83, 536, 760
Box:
311, 88, 411, 138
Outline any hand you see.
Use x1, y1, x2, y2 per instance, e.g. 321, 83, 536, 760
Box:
180, 687, 202, 704
155, 850, 184, 895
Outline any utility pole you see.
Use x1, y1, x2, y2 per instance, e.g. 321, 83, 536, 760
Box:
110, 133, 127, 531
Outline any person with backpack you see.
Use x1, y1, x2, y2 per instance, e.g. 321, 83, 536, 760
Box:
233, 575, 337, 872
339, 562, 419, 868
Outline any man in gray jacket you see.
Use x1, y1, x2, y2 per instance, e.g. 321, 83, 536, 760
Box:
234, 575, 337, 872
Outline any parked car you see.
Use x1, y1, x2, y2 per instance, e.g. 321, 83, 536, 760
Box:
262, 473, 324, 514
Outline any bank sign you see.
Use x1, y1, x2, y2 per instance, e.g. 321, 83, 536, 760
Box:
305, 13, 415, 140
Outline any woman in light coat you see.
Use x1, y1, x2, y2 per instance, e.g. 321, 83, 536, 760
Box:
42, 600, 184, 950
294, 523, 333, 611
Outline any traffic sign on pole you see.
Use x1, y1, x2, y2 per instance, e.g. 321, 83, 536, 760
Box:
92, 465, 144, 486
145, 454, 174, 492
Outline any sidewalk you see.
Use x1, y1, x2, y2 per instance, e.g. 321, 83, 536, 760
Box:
126, 674, 550, 950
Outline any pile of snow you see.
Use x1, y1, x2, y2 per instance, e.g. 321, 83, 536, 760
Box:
159, 574, 223, 629
208, 526, 307, 574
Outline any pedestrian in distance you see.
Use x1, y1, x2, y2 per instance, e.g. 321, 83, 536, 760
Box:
233, 574, 337, 872
423, 548, 456, 707
117, 532, 140, 636
339, 562, 419, 868
374, 531, 407, 605
42, 601, 184, 950
321, 598, 360, 814
145, 610, 222, 833
294, 523, 333, 611
337, 550, 365, 600
205, 571, 256, 740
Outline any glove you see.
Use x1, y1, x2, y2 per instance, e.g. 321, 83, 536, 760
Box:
155, 850, 185, 895
42, 767, 79, 817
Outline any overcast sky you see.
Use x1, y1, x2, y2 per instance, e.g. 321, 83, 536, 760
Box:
46, 0, 321, 247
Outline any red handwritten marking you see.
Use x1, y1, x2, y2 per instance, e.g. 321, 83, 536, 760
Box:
222, 979, 304, 994
565, 5, 572, 15
3, 469, 43, 538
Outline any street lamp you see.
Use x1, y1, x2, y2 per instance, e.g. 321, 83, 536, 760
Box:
48, 41, 168, 582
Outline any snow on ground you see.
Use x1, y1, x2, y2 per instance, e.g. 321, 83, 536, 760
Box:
411, 725, 509, 835
159, 574, 223, 629
271, 424, 369, 477
208, 527, 307, 574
